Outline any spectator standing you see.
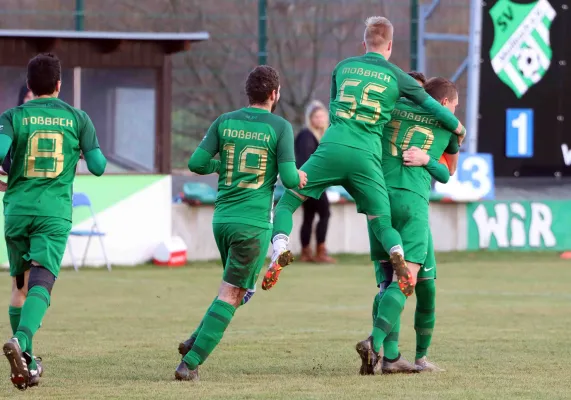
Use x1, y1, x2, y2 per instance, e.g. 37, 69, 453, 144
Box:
294, 100, 335, 263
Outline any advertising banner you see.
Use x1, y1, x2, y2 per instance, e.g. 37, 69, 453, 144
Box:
467, 200, 571, 250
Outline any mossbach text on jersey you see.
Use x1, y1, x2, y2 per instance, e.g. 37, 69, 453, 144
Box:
341, 67, 392, 83
22, 116, 74, 127
390, 109, 444, 128
222, 128, 271, 143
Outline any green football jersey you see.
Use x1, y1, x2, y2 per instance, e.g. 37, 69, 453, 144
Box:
323, 52, 435, 155
199, 107, 295, 229
0, 97, 100, 221
382, 99, 459, 201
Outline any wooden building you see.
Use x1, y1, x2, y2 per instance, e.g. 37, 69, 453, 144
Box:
0, 29, 209, 173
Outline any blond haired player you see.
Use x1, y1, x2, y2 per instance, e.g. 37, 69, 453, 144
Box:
263, 17, 466, 374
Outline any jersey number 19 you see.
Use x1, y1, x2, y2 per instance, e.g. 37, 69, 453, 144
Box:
223, 144, 268, 190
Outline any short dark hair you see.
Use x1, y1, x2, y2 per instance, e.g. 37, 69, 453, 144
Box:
424, 77, 458, 102
245, 65, 280, 105
27, 53, 61, 96
408, 71, 427, 85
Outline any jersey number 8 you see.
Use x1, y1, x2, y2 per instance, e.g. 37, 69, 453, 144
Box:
25, 130, 65, 178
336, 79, 387, 124
223, 144, 268, 189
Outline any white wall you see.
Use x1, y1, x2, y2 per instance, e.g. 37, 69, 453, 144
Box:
173, 202, 467, 261
62, 177, 172, 267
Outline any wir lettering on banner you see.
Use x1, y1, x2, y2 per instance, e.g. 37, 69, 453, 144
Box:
466, 200, 571, 251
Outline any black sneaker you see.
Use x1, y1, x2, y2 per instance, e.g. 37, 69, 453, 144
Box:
23, 352, 43, 387
3, 338, 29, 390
355, 336, 381, 375
174, 361, 199, 381
178, 337, 195, 357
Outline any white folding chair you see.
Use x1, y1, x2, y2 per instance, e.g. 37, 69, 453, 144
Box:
67, 192, 111, 271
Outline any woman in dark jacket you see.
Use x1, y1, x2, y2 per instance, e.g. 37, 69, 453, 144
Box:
294, 100, 335, 263
2, 85, 33, 174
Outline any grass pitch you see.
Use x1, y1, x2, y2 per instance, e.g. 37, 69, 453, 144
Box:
0, 252, 570, 399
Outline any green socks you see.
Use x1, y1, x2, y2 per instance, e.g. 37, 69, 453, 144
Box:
383, 315, 400, 360
188, 297, 218, 342
14, 286, 50, 354
10, 305, 37, 370
415, 279, 436, 359
272, 190, 304, 238
371, 282, 406, 353
368, 216, 403, 255
183, 299, 236, 370
8, 305, 21, 335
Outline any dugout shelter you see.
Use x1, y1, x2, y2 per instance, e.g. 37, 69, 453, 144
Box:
0, 29, 209, 174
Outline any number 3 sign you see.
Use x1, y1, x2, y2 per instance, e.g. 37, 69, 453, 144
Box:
433, 153, 495, 201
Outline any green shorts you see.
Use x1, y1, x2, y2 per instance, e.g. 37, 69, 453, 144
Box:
297, 143, 390, 216
369, 188, 429, 265
374, 230, 436, 286
418, 230, 436, 279
213, 223, 271, 290
5, 215, 71, 278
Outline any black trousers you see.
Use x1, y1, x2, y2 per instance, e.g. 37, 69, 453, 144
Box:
300, 193, 331, 247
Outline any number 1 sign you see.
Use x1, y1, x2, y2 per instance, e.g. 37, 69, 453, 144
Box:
506, 109, 534, 158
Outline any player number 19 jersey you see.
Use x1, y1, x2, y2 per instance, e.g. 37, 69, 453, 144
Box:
198, 108, 296, 230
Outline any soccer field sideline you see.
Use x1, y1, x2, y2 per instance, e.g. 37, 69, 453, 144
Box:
0, 253, 569, 400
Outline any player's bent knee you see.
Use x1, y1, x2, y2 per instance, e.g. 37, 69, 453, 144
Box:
275, 191, 305, 215
28, 265, 56, 295
288, 189, 307, 202
416, 278, 436, 296
219, 281, 247, 307
408, 262, 422, 281
283, 190, 306, 205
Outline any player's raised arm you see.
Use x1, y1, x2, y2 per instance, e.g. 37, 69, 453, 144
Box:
396, 69, 466, 138
276, 120, 301, 189
188, 117, 221, 175
79, 112, 106, 176
0, 110, 14, 163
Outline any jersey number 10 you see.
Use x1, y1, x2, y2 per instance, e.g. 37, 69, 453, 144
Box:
387, 121, 434, 155
223, 144, 268, 190
25, 130, 65, 178
336, 79, 387, 124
